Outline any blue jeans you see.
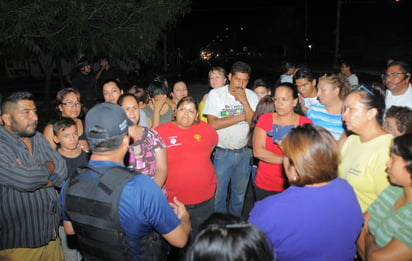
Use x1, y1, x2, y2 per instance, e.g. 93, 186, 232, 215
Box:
213, 147, 252, 216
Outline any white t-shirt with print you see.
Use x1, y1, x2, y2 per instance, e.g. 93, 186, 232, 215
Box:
203, 85, 259, 149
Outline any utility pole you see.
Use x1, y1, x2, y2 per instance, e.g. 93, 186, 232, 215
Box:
163, 32, 168, 73
334, 0, 342, 65
304, 0, 308, 64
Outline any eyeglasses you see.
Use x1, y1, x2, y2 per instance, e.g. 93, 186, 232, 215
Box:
382, 72, 406, 79
62, 101, 82, 107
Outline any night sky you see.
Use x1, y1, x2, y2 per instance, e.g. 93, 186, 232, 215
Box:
173, 0, 411, 66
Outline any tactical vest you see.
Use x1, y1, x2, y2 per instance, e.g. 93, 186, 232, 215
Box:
63, 165, 135, 261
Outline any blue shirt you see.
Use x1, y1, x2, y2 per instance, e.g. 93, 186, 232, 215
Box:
306, 104, 344, 140
61, 160, 180, 259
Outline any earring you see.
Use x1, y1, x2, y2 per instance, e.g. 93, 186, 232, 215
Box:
293, 176, 298, 182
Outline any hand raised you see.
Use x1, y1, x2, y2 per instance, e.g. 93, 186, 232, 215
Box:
152, 94, 167, 111
169, 197, 190, 221
233, 87, 248, 104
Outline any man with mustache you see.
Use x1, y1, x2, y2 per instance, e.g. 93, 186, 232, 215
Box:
203, 61, 259, 216
0, 91, 68, 260
384, 60, 412, 111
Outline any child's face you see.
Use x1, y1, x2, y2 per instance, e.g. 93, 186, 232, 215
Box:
384, 117, 402, 137
254, 86, 271, 100
54, 125, 79, 150
386, 152, 409, 186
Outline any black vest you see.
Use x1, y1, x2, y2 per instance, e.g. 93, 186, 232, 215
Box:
63, 165, 135, 261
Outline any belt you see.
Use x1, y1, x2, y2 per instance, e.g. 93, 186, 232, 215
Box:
216, 146, 249, 153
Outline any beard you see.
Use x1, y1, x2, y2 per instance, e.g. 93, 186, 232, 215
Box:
11, 121, 37, 137
19, 129, 36, 137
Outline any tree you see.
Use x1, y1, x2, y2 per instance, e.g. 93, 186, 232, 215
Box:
0, 0, 191, 112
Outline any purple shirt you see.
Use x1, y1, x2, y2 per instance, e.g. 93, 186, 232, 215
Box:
249, 178, 363, 261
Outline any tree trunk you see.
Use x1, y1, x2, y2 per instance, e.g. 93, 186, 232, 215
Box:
55, 56, 65, 89
37, 51, 55, 116
163, 32, 168, 73
0, 56, 11, 80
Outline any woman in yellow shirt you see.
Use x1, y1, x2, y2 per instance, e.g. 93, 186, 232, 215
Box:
339, 85, 392, 212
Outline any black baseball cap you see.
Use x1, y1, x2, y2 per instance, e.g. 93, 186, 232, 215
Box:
85, 102, 132, 139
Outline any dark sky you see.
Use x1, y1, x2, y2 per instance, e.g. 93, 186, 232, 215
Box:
173, 0, 411, 65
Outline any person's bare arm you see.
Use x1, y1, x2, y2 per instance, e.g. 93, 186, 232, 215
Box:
357, 212, 371, 260
43, 124, 57, 149
365, 231, 412, 260
165, 98, 176, 112
162, 197, 191, 247
147, 118, 153, 129
356, 210, 412, 260
63, 220, 76, 235
207, 114, 245, 130
234, 87, 254, 125
150, 95, 167, 128
152, 148, 167, 188
252, 127, 283, 164
95, 67, 104, 80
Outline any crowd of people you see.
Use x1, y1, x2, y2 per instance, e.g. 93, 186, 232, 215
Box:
1, 57, 412, 261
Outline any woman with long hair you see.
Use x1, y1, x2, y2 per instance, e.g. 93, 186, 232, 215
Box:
118, 93, 167, 188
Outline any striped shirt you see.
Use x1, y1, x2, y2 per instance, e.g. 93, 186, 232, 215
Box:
0, 127, 67, 249
306, 104, 344, 140
368, 186, 412, 248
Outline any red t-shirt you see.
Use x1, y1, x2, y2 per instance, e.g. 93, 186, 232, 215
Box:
254, 113, 312, 191
155, 121, 218, 204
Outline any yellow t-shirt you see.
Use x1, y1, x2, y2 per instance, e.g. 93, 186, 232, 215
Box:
339, 134, 392, 212
199, 99, 208, 123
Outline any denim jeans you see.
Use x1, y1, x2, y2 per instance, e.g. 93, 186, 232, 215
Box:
213, 147, 252, 216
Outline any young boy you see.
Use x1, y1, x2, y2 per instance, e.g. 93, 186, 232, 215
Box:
293, 66, 319, 114
53, 117, 90, 261
53, 117, 90, 178
384, 106, 412, 137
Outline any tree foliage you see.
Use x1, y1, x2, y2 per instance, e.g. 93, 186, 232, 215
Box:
0, 0, 190, 113
0, 0, 191, 60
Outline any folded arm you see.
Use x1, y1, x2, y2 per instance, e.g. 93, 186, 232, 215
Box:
252, 127, 283, 164
207, 114, 246, 130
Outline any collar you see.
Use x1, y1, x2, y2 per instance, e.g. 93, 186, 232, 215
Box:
0, 126, 34, 144
88, 160, 124, 168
